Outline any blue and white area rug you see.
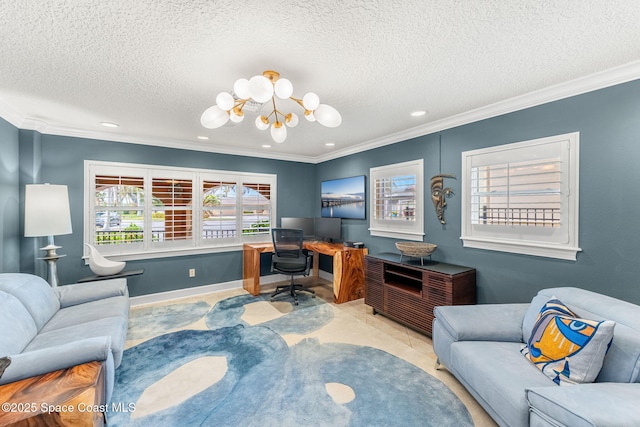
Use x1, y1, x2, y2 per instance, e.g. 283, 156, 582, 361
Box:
109, 289, 473, 426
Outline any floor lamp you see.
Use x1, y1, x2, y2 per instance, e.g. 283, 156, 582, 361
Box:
24, 184, 72, 287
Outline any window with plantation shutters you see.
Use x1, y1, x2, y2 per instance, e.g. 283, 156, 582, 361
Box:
470, 159, 562, 227
241, 182, 271, 237
94, 174, 145, 246
85, 161, 276, 260
200, 180, 272, 241
369, 159, 424, 241
202, 180, 238, 240
151, 177, 193, 244
461, 132, 581, 260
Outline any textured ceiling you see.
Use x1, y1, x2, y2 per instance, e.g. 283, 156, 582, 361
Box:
1, 1, 639, 163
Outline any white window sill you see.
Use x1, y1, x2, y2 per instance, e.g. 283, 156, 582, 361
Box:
369, 228, 425, 242
461, 236, 581, 261
84, 244, 244, 263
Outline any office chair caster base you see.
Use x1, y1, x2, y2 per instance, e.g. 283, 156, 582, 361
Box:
270, 283, 315, 305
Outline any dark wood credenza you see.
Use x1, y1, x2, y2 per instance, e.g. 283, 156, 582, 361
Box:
365, 253, 476, 336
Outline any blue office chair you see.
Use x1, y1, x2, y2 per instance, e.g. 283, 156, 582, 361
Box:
270, 228, 315, 305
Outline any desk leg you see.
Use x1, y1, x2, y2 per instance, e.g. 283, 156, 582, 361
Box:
333, 248, 368, 304
312, 251, 320, 278
242, 245, 260, 296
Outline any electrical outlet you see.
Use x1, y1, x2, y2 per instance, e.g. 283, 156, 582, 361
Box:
189, 268, 196, 278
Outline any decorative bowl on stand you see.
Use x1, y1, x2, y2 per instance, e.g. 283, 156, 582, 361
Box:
395, 242, 437, 265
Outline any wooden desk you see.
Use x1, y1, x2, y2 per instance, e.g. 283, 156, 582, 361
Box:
243, 242, 368, 303
0, 361, 105, 426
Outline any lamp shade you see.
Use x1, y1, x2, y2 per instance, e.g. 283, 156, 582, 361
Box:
24, 184, 72, 237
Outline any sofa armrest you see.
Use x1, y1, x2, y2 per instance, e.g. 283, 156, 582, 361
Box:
0, 336, 111, 385
527, 383, 640, 426
56, 278, 128, 308
434, 303, 530, 342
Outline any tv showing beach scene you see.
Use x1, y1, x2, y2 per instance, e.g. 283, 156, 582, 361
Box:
321, 175, 366, 219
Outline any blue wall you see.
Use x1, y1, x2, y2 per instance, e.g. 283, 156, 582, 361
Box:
18, 135, 316, 297
3, 78, 640, 303
0, 119, 20, 273
317, 79, 640, 304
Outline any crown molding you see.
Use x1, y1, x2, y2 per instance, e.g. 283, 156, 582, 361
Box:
19, 124, 319, 163
0, 97, 26, 129
313, 60, 640, 163
2, 61, 639, 164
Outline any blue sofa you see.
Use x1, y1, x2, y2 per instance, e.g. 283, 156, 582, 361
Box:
0, 273, 129, 403
433, 287, 640, 427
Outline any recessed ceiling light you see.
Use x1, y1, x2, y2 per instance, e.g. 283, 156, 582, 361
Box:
325, 142, 335, 147
411, 110, 427, 117
261, 144, 271, 148
100, 122, 119, 128
197, 136, 209, 140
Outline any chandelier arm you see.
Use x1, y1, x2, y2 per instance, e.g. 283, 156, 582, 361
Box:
234, 99, 247, 112
271, 97, 281, 122
290, 97, 313, 115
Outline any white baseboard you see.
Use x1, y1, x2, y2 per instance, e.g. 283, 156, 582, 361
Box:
129, 271, 333, 307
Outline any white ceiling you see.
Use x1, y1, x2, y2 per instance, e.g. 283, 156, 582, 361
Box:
1, 1, 639, 163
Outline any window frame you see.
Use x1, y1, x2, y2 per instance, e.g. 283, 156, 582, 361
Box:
461, 132, 581, 260
84, 160, 277, 261
369, 159, 424, 241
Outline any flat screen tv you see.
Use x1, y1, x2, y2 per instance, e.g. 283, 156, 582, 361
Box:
321, 175, 366, 219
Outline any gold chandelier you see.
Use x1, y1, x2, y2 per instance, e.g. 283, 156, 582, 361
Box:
201, 70, 341, 143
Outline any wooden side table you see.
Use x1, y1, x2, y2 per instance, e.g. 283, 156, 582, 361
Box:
0, 361, 105, 426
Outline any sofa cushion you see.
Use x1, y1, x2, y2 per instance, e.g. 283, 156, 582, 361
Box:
521, 298, 615, 385
450, 341, 554, 427
25, 316, 128, 367
0, 273, 60, 331
527, 383, 640, 427
40, 295, 129, 333
0, 291, 37, 355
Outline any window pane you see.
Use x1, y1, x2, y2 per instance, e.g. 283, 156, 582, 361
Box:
470, 158, 561, 227
202, 181, 237, 240
94, 175, 144, 246
374, 175, 416, 221
242, 183, 271, 236
152, 178, 193, 242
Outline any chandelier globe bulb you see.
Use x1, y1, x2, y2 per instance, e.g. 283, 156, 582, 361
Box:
201, 105, 229, 129
285, 113, 299, 127
302, 92, 320, 110
249, 75, 274, 103
233, 78, 251, 99
255, 115, 270, 130
229, 109, 244, 123
216, 92, 234, 111
274, 78, 293, 99
304, 111, 316, 122
271, 122, 287, 143
314, 104, 342, 127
